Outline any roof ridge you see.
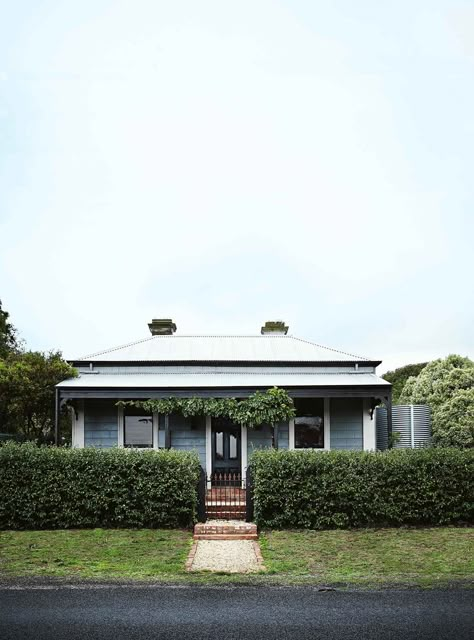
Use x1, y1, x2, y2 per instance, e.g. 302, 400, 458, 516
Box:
79, 335, 157, 360
289, 336, 371, 361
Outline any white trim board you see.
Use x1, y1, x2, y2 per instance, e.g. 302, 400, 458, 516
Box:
153, 411, 159, 450
241, 425, 248, 483
362, 398, 376, 450
288, 398, 330, 451
205, 415, 212, 484
72, 400, 85, 448
117, 405, 124, 448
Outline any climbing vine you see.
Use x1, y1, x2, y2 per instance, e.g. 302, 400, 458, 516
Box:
117, 387, 295, 428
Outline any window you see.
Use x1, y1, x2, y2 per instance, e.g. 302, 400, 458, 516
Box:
294, 398, 324, 449
124, 408, 153, 448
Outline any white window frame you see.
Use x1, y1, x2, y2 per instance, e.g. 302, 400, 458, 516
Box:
289, 398, 331, 451
118, 405, 159, 450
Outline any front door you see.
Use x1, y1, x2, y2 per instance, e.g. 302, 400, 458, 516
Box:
212, 418, 241, 475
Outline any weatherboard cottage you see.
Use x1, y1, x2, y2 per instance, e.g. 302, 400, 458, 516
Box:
56, 319, 392, 478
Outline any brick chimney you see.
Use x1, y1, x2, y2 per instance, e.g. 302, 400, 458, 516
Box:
260, 320, 289, 335
148, 319, 177, 335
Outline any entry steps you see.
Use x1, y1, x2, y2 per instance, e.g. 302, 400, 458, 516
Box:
194, 521, 258, 541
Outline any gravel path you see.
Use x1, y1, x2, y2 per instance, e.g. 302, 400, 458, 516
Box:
190, 540, 262, 573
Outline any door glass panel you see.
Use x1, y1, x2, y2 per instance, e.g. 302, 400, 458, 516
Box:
215, 431, 224, 459
229, 434, 237, 459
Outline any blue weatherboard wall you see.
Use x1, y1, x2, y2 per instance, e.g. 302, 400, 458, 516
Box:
247, 422, 289, 457
83, 404, 206, 462
248, 424, 273, 457
330, 398, 363, 450
169, 414, 206, 468
277, 421, 289, 449
84, 400, 118, 448
247, 425, 268, 457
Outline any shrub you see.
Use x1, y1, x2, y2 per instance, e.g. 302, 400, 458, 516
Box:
382, 362, 428, 404
250, 448, 474, 529
0, 443, 201, 530
399, 354, 474, 448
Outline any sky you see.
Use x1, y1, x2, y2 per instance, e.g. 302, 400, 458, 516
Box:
0, 0, 473, 373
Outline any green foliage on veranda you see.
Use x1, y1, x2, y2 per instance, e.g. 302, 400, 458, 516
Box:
250, 448, 474, 529
399, 354, 474, 448
119, 387, 296, 428
0, 443, 201, 530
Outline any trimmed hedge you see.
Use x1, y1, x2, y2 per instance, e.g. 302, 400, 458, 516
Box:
0, 443, 201, 530
250, 448, 474, 529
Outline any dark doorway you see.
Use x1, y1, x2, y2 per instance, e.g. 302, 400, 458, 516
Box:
212, 418, 241, 475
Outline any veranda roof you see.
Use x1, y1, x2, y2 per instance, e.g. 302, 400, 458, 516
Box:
57, 371, 389, 390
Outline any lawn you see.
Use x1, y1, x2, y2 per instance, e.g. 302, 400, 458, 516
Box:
0, 527, 472, 587
0, 529, 192, 580
259, 527, 474, 587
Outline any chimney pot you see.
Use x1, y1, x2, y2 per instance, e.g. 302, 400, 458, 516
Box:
148, 319, 177, 335
261, 320, 289, 335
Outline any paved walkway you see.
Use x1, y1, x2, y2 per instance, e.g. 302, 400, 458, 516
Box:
188, 539, 264, 573
187, 521, 264, 572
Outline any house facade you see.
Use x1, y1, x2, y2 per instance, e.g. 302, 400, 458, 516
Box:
56, 319, 392, 478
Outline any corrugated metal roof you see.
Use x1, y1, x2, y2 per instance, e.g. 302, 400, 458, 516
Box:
58, 372, 389, 389
74, 335, 374, 363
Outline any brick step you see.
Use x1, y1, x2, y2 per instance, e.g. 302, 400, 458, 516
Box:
206, 513, 246, 521
206, 506, 247, 513
206, 501, 246, 506
193, 533, 258, 540
194, 521, 257, 540
206, 512, 247, 520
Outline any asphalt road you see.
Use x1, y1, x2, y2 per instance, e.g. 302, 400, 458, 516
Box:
0, 584, 472, 640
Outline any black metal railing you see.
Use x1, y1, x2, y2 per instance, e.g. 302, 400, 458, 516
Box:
197, 467, 206, 522
245, 466, 254, 522
197, 467, 254, 521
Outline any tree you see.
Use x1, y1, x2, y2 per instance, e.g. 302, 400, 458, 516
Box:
433, 388, 474, 448
399, 354, 474, 448
0, 351, 77, 440
0, 299, 21, 358
382, 362, 428, 404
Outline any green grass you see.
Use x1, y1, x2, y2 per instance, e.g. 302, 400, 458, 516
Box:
259, 527, 474, 587
0, 527, 472, 587
0, 529, 192, 580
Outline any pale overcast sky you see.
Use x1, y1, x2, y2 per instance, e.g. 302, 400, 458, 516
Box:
1, 0, 473, 373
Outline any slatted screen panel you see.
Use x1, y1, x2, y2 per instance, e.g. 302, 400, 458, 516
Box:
375, 405, 431, 450
375, 406, 388, 450
392, 405, 412, 448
